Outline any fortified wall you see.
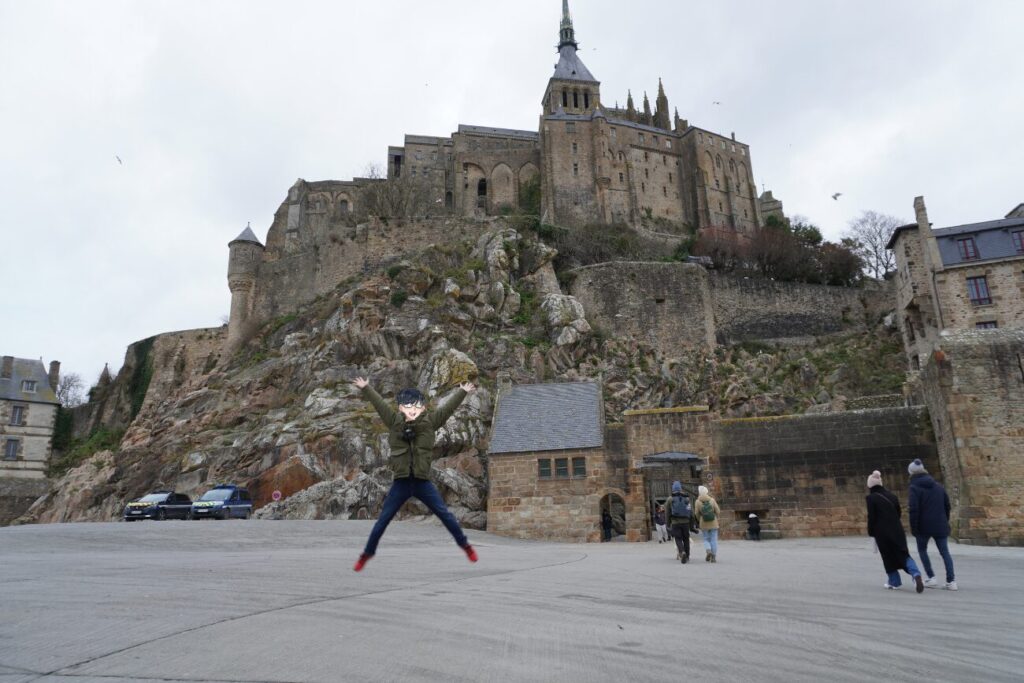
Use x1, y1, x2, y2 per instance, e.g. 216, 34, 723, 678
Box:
917, 329, 1024, 546
618, 406, 939, 540
568, 262, 887, 354
712, 407, 938, 538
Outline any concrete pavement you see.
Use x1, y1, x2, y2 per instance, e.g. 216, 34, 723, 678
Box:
1, 520, 1021, 682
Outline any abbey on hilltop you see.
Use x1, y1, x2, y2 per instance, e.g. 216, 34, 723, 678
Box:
385, 0, 766, 235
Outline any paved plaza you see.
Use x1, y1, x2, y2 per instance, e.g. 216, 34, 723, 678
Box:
1, 520, 1021, 682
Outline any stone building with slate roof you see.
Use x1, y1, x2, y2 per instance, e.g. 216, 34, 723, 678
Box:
887, 197, 1024, 369
1, 356, 60, 480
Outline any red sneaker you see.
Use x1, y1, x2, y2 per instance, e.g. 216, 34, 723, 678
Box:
353, 553, 372, 572
463, 545, 478, 563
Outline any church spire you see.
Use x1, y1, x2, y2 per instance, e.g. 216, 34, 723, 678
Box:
559, 0, 578, 50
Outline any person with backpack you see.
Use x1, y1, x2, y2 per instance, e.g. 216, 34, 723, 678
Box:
866, 470, 924, 592
695, 485, 721, 562
666, 481, 693, 563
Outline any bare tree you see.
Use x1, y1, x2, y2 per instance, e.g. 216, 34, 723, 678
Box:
358, 164, 436, 219
844, 211, 904, 279
56, 373, 86, 407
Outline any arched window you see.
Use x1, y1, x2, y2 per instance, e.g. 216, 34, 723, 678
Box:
562, 91, 568, 107
584, 92, 590, 109
573, 91, 579, 108
716, 155, 722, 169
477, 178, 487, 197
338, 199, 349, 213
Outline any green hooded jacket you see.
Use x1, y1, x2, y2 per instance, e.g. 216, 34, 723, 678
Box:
361, 385, 468, 479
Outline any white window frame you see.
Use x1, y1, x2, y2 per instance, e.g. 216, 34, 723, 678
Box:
10, 405, 25, 425
3, 438, 18, 460
22, 380, 37, 393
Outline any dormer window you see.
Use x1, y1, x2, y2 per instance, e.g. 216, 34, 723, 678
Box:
1013, 230, 1024, 253
957, 237, 979, 260
21, 380, 36, 393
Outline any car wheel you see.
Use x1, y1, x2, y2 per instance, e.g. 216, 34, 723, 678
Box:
185, 510, 193, 521
243, 509, 252, 520
156, 509, 166, 521
220, 508, 230, 520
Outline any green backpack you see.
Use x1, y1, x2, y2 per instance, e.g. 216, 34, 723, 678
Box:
700, 499, 716, 522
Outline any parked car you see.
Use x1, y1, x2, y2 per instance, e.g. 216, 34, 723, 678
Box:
123, 491, 193, 521
190, 485, 253, 520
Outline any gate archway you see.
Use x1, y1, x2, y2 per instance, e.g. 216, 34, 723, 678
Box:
600, 492, 626, 540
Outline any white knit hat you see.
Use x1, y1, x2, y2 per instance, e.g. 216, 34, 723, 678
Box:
867, 470, 883, 488
698, 485, 709, 496
908, 459, 927, 475
748, 513, 757, 519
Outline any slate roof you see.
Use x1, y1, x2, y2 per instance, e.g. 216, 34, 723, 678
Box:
0, 357, 58, 404
229, 226, 263, 247
551, 45, 597, 83
488, 382, 603, 454
457, 125, 539, 141
932, 217, 1024, 238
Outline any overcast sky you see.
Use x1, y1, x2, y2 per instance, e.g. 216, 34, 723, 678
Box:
2, 0, 1022, 388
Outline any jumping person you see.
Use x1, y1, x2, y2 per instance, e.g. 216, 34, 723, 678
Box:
351, 377, 478, 572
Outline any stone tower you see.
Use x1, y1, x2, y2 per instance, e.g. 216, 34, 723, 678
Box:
226, 223, 264, 349
540, 0, 600, 117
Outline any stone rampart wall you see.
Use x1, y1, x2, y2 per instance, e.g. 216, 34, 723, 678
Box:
709, 273, 874, 344
712, 407, 938, 539
569, 262, 715, 352
253, 217, 492, 322
0, 478, 49, 526
919, 329, 1024, 546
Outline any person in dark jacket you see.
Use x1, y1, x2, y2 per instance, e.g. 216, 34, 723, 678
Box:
908, 459, 957, 590
653, 506, 668, 543
866, 470, 924, 592
601, 510, 613, 541
666, 481, 693, 563
747, 513, 761, 541
351, 377, 478, 572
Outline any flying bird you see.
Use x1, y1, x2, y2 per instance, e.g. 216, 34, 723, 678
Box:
831, 192, 842, 200
115, 156, 123, 165
712, 101, 721, 105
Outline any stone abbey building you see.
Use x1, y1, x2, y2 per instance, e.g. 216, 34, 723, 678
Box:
386, 0, 764, 234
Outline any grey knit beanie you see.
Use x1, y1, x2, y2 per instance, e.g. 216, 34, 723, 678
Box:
908, 459, 927, 475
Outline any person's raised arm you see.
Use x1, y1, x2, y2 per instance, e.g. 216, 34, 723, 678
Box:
430, 382, 475, 429
352, 377, 396, 424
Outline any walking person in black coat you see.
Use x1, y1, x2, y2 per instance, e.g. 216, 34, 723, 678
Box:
866, 470, 924, 593
908, 459, 958, 591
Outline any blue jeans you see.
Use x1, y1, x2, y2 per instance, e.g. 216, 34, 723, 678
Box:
363, 477, 468, 555
701, 529, 718, 555
916, 534, 955, 583
886, 556, 922, 587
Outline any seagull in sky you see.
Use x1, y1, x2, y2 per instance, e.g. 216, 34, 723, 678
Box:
115, 155, 123, 165
831, 192, 843, 200
712, 101, 721, 105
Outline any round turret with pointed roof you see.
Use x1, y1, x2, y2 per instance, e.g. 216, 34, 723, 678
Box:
228, 222, 264, 248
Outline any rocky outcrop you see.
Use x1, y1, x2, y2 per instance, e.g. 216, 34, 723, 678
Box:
21, 219, 906, 527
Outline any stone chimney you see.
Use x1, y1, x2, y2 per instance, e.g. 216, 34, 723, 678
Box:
1, 356, 12, 379
49, 360, 60, 392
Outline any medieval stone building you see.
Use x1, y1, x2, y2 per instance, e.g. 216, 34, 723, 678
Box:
385, 1, 764, 235
888, 196, 1024, 369
0, 356, 59, 525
